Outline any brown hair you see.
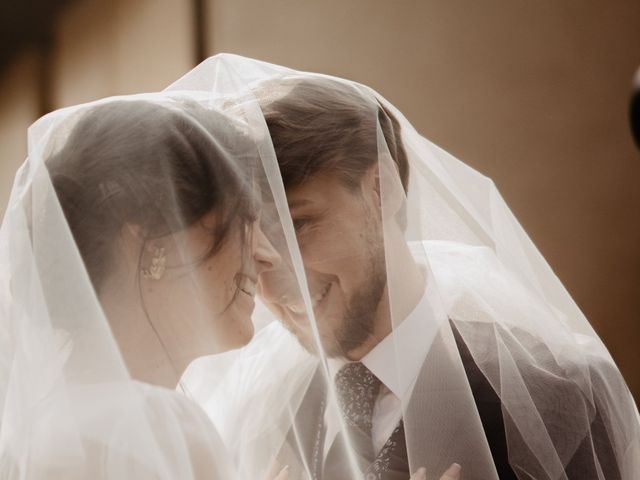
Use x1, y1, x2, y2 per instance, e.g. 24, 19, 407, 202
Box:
257, 76, 408, 194
47, 99, 257, 291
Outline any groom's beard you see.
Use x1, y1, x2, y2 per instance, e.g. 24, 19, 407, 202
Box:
288, 234, 387, 359
330, 243, 387, 357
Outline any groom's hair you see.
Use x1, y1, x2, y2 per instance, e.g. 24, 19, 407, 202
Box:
257, 76, 409, 194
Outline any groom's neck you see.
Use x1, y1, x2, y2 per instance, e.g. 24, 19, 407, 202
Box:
345, 239, 426, 361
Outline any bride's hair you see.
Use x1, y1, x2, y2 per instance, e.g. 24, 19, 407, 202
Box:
47, 99, 257, 291
258, 76, 408, 193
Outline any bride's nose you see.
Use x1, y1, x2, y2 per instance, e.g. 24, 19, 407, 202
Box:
253, 223, 281, 273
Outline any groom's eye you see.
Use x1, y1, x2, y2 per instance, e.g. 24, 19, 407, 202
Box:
292, 218, 310, 232
291, 207, 329, 236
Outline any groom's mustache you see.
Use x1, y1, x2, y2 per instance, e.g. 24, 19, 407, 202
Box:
259, 268, 329, 313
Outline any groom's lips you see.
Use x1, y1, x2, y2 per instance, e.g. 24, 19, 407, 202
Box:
284, 282, 332, 319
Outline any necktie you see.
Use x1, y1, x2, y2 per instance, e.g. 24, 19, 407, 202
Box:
323, 362, 381, 478
365, 421, 409, 480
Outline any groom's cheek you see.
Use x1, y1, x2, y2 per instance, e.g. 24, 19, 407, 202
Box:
257, 270, 284, 304
257, 275, 293, 320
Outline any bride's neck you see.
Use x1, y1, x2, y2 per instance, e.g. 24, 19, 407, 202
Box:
99, 277, 183, 390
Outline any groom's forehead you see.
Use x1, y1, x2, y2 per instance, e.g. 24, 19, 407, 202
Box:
286, 174, 358, 210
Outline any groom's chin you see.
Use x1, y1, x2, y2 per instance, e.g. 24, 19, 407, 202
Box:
278, 319, 339, 358
279, 319, 314, 351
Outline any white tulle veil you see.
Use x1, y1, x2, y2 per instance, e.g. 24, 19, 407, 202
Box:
0, 87, 300, 478
0, 53, 638, 480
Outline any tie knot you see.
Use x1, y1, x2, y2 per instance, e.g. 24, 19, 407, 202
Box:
335, 362, 381, 431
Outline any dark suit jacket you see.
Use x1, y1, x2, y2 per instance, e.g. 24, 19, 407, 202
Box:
451, 319, 623, 479
279, 319, 624, 479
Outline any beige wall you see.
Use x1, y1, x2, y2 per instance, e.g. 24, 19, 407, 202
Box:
207, 0, 640, 399
0, 0, 194, 215
0, 51, 40, 212
52, 0, 194, 108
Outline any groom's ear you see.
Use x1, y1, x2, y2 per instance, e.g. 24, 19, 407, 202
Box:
368, 161, 381, 199
362, 157, 404, 220
359, 162, 382, 217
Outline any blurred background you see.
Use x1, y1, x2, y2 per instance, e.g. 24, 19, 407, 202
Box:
1, 0, 639, 401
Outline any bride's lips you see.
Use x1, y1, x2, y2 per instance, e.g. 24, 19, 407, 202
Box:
236, 274, 257, 297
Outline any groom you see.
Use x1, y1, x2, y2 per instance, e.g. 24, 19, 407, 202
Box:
255, 77, 622, 479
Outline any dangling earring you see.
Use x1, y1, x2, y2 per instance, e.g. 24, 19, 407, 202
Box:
141, 245, 166, 280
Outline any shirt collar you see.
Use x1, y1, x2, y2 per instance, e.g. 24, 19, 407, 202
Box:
361, 267, 443, 400
328, 242, 447, 402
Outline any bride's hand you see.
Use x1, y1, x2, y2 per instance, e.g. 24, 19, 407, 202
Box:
411, 463, 461, 480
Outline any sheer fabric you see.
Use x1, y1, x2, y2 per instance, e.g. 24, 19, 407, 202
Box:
171, 55, 640, 480
0, 53, 638, 480
0, 90, 296, 478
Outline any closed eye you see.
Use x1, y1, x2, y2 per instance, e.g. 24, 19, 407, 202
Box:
292, 217, 311, 232
291, 208, 329, 236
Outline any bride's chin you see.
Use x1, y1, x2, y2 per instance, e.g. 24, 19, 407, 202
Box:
237, 318, 255, 346
219, 312, 255, 352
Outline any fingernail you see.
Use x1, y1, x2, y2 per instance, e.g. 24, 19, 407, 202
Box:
445, 463, 462, 477
278, 465, 290, 479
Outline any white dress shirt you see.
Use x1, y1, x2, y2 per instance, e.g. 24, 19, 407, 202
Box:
323, 244, 448, 456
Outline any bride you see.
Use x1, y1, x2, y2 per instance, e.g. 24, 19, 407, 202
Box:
0, 92, 289, 479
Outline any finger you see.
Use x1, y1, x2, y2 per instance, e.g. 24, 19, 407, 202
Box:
273, 466, 289, 480
264, 458, 281, 479
410, 467, 427, 480
439, 463, 462, 480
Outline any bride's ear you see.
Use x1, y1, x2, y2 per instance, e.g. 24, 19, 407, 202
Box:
121, 224, 168, 281
124, 223, 145, 242
122, 223, 155, 254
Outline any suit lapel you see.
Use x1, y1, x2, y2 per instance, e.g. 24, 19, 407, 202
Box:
279, 366, 327, 479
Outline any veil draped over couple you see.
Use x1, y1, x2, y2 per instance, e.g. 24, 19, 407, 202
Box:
0, 54, 638, 480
